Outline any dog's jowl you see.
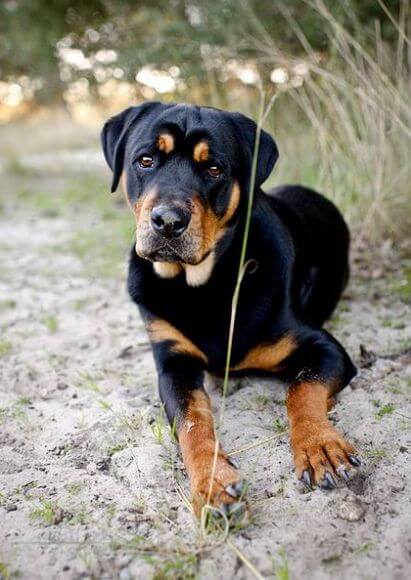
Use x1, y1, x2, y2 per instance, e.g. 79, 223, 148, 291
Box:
101, 101, 360, 516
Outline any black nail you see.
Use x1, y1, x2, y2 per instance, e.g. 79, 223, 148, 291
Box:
218, 503, 228, 516
348, 454, 361, 467
225, 484, 238, 498
301, 470, 312, 487
340, 469, 350, 482
320, 471, 336, 490
234, 481, 245, 496
228, 457, 239, 469
227, 502, 246, 517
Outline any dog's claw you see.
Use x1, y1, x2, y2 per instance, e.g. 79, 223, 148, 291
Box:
337, 466, 351, 482
225, 480, 246, 499
218, 503, 228, 517
227, 502, 246, 517
227, 456, 239, 469
348, 454, 361, 467
225, 484, 238, 498
300, 469, 312, 487
320, 471, 336, 490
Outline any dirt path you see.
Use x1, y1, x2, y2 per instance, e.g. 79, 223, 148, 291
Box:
0, 147, 410, 579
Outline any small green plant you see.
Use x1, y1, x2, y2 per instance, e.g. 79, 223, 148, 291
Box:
375, 403, 395, 420
67, 482, 82, 496
273, 548, 290, 580
0, 561, 12, 580
30, 500, 59, 525
366, 448, 387, 462
77, 372, 103, 394
153, 554, 197, 580
106, 440, 128, 456
150, 412, 167, 445
0, 339, 12, 357
42, 314, 58, 333
273, 418, 287, 434
253, 391, 270, 410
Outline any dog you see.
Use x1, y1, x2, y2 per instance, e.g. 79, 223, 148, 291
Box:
101, 101, 360, 516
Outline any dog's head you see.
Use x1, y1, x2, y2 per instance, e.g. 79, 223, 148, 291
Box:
101, 102, 278, 280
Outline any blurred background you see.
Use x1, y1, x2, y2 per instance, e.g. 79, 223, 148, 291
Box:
0, 0, 410, 268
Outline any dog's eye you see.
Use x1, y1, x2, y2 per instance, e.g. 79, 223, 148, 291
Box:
138, 155, 154, 168
207, 165, 223, 178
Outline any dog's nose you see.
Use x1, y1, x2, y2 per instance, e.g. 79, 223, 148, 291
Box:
151, 205, 190, 238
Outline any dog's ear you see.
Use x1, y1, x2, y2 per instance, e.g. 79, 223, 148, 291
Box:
229, 112, 279, 187
101, 102, 165, 192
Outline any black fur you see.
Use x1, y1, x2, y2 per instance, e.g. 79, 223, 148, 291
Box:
101, 102, 356, 429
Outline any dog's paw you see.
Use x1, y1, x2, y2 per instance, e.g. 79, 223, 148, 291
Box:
291, 419, 361, 489
191, 455, 248, 521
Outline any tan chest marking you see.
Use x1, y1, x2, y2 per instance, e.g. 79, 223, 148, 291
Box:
153, 262, 182, 278
148, 319, 208, 364
232, 335, 296, 371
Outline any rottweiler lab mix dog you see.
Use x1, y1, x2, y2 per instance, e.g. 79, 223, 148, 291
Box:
101, 102, 360, 516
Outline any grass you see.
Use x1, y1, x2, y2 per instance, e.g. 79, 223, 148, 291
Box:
365, 447, 387, 462
273, 548, 290, 580
273, 418, 287, 434
239, 0, 411, 243
0, 338, 12, 357
150, 410, 168, 446
372, 400, 395, 420
42, 314, 58, 333
30, 500, 60, 525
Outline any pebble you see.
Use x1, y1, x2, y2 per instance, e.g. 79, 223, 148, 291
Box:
86, 461, 97, 475
338, 497, 366, 521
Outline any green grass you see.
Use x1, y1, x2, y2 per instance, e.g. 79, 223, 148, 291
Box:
373, 401, 395, 420
42, 314, 58, 333
273, 548, 290, 580
150, 412, 168, 446
76, 372, 103, 394
273, 418, 287, 434
0, 338, 12, 356
365, 448, 387, 462
153, 554, 197, 580
30, 500, 58, 525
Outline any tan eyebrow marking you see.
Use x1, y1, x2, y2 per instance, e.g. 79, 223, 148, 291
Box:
157, 133, 175, 154
193, 140, 209, 163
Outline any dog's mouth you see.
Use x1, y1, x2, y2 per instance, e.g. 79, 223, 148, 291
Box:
137, 240, 201, 266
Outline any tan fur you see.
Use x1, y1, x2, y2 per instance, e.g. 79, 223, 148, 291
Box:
153, 262, 182, 278
134, 189, 158, 255
286, 381, 357, 484
232, 335, 296, 371
189, 181, 241, 263
179, 390, 240, 514
193, 140, 209, 163
157, 133, 175, 154
148, 319, 207, 363
184, 251, 215, 287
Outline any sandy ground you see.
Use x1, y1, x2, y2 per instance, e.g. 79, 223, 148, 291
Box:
0, 120, 410, 579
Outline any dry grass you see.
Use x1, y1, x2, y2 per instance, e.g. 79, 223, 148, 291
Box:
240, 0, 411, 244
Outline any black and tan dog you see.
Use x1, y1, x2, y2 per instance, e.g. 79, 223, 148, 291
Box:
101, 101, 360, 516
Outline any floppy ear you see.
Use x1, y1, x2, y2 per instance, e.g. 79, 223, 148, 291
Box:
229, 113, 279, 187
101, 101, 164, 192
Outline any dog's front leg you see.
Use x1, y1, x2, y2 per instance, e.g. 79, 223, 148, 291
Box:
144, 315, 245, 516
285, 330, 361, 489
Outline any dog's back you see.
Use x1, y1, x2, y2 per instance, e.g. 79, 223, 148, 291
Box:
265, 185, 350, 325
